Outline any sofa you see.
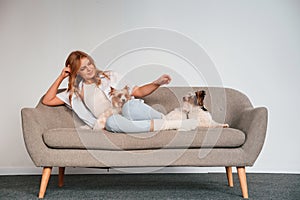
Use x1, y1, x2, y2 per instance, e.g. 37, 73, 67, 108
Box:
21, 87, 268, 199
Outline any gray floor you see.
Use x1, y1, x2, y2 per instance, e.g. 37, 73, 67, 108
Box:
0, 173, 299, 200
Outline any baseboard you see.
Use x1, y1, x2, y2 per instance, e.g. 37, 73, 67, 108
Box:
0, 167, 224, 175
1, 167, 299, 176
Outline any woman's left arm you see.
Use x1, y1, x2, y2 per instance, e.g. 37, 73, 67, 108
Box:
132, 74, 171, 98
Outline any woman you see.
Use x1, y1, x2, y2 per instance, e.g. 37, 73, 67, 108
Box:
42, 50, 197, 133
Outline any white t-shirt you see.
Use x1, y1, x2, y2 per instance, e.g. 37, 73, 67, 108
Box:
56, 71, 136, 127
83, 82, 111, 117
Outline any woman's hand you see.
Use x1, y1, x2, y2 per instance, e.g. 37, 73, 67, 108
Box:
153, 74, 172, 86
42, 66, 71, 106
60, 65, 71, 79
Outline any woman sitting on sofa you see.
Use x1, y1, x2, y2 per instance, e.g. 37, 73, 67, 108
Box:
42, 50, 197, 133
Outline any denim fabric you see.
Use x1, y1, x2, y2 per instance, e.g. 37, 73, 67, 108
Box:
105, 99, 163, 133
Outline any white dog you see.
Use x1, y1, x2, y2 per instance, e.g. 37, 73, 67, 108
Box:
165, 90, 229, 128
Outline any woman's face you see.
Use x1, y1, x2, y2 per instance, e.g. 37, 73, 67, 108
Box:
77, 57, 96, 83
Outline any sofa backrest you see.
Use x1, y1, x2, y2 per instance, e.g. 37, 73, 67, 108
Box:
31, 87, 253, 130
143, 87, 253, 126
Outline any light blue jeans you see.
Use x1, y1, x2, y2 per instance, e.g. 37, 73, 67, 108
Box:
105, 99, 163, 133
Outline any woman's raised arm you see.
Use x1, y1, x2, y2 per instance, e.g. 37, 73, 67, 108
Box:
42, 66, 70, 106
132, 74, 171, 98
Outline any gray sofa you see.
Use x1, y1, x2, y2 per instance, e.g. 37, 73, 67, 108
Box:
21, 87, 268, 199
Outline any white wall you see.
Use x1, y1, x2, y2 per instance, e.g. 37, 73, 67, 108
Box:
0, 0, 299, 174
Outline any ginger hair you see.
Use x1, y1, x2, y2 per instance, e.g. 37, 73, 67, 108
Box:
65, 50, 109, 104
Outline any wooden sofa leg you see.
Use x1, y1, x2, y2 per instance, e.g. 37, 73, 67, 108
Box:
58, 167, 65, 187
237, 166, 249, 199
38, 167, 52, 199
225, 167, 234, 187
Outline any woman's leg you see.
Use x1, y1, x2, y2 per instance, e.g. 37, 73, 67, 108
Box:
105, 114, 152, 133
105, 114, 198, 133
122, 99, 164, 121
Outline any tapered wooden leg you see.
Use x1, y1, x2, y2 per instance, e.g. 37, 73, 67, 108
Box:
237, 166, 249, 199
58, 167, 65, 187
225, 167, 234, 187
38, 167, 52, 199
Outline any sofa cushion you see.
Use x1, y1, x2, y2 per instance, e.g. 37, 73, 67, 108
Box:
43, 128, 246, 150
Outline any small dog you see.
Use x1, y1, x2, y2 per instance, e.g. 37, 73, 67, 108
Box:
110, 86, 131, 109
165, 92, 195, 121
95, 86, 131, 130
166, 90, 229, 128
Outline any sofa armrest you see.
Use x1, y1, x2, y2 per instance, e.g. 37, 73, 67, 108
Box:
234, 107, 268, 165
21, 108, 49, 166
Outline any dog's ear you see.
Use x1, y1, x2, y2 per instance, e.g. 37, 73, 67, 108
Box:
196, 90, 206, 98
109, 87, 115, 96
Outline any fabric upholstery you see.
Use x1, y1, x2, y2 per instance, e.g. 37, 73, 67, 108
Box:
43, 128, 245, 150
21, 87, 268, 168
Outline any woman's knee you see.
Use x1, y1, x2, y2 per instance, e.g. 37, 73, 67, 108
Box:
122, 99, 140, 119
105, 114, 123, 132
122, 99, 163, 120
